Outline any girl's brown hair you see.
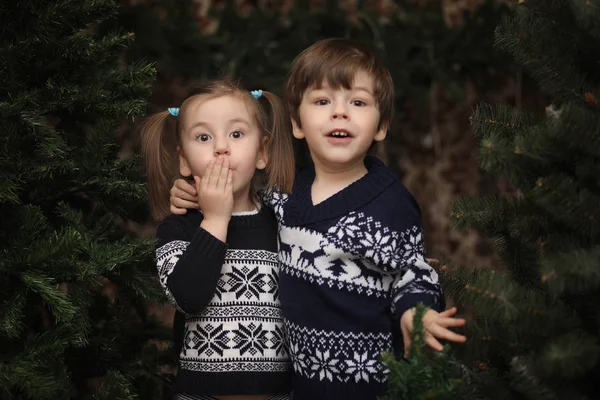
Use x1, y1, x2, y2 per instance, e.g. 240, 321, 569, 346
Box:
140, 80, 295, 221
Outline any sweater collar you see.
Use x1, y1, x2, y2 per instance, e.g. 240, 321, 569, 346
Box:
283, 156, 396, 226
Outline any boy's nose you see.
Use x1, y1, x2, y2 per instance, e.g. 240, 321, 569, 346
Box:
331, 105, 349, 120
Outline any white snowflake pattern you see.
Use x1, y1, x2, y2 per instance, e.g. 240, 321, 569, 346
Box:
289, 342, 308, 375
325, 211, 426, 273
360, 229, 398, 266
308, 349, 341, 381
260, 189, 288, 221
345, 351, 380, 383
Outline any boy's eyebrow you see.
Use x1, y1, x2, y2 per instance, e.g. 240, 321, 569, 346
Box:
306, 86, 374, 95
352, 86, 374, 95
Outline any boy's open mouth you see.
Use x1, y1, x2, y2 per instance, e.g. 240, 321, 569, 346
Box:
327, 130, 352, 138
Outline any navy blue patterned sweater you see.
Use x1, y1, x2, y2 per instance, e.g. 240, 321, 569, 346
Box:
262, 156, 445, 400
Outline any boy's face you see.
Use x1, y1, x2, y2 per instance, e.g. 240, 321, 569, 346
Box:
292, 71, 387, 170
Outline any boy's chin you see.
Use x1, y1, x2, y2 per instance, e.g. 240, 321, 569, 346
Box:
314, 151, 369, 169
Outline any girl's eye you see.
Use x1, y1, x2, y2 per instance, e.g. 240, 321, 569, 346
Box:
352, 100, 366, 106
315, 99, 329, 106
230, 131, 244, 139
197, 134, 210, 142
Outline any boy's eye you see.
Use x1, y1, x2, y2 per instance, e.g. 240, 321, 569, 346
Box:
197, 134, 210, 142
315, 99, 329, 106
230, 130, 244, 139
352, 100, 366, 106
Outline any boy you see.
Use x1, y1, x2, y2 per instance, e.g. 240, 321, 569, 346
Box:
169, 38, 466, 399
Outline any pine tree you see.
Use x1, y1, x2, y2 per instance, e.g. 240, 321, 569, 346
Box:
379, 304, 463, 400
0, 1, 172, 399
441, 0, 600, 398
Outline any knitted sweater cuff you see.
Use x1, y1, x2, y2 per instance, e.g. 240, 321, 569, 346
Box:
393, 292, 445, 323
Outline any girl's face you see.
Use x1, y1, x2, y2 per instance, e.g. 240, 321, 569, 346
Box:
178, 94, 268, 199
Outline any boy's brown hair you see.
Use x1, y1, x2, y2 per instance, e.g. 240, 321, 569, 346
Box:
284, 38, 394, 131
140, 80, 295, 221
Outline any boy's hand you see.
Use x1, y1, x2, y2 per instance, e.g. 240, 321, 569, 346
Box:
400, 306, 466, 358
170, 178, 199, 215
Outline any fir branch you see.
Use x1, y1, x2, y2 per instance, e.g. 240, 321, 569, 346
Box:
540, 246, 600, 295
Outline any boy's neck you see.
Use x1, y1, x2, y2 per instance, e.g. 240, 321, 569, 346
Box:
311, 158, 368, 205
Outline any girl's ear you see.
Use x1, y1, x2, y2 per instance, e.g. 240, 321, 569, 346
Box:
256, 136, 269, 170
178, 146, 192, 176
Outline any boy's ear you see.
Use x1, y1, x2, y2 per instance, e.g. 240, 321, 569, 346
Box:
256, 136, 269, 170
178, 146, 192, 177
374, 123, 388, 142
291, 117, 305, 139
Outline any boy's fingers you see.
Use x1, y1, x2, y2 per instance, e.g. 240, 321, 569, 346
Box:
439, 307, 458, 317
170, 204, 188, 215
437, 317, 466, 328
402, 325, 411, 358
426, 258, 440, 265
424, 336, 444, 352
175, 178, 197, 196
170, 197, 199, 210
428, 324, 467, 343
171, 186, 198, 202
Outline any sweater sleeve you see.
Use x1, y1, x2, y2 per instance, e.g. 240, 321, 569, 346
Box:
388, 193, 445, 322
259, 188, 288, 222
155, 216, 228, 314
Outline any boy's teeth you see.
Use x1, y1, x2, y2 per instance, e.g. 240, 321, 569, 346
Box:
331, 131, 348, 137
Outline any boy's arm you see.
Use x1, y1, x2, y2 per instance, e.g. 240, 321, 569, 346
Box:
390, 255, 445, 322
259, 188, 288, 222
386, 192, 445, 321
156, 217, 228, 314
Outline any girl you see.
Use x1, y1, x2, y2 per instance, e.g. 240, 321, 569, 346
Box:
140, 80, 295, 400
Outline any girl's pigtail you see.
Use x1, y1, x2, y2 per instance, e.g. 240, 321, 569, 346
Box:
261, 91, 295, 193
139, 111, 179, 221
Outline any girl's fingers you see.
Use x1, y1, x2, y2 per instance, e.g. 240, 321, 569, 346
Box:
203, 161, 214, 188
194, 176, 204, 195
218, 158, 229, 191
210, 157, 223, 187
226, 169, 233, 191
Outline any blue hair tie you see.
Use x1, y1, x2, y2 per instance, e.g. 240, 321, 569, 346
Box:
251, 90, 263, 99
167, 107, 179, 117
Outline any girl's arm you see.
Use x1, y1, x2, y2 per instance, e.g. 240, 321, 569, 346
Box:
157, 157, 234, 314
156, 218, 228, 314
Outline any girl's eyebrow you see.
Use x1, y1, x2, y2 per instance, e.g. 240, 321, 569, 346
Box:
227, 117, 251, 128
186, 117, 251, 131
